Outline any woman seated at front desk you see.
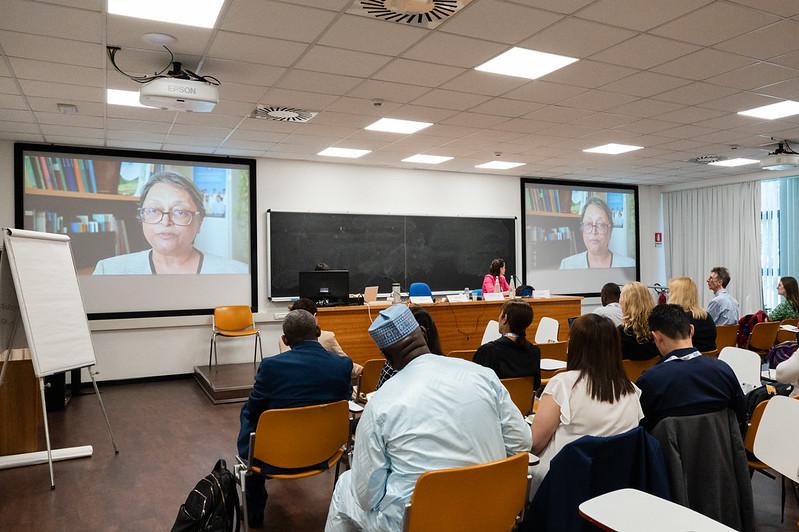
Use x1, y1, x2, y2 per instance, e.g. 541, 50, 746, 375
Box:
482, 258, 510, 295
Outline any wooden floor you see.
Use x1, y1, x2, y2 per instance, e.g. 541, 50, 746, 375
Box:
0, 377, 797, 531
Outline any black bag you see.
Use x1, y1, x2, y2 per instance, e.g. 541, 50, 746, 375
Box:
745, 382, 794, 422
171, 459, 240, 532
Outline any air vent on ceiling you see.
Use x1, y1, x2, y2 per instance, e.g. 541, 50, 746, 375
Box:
252, 105, 317, 123
357, 0, 473, 29
691, 154, 724, 164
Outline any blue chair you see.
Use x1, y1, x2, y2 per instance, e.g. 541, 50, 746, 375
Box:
409, 282, 432, 297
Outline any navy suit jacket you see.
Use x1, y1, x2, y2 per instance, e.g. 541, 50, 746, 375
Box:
237, 340, 353, 458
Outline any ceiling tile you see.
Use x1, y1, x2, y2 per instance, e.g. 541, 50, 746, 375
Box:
523, 105, 587, 123
601, 72, 691, 97
373, 59, 465, 88
728, 0, 799, 16
347, 81, 430, 104
106, 118, 171, 133
411, 89, 492, 111
43, 135, 104, 146
9, 58, 104, 87
295, 46, 392, 78
217, 82, 267, 103
319, 15, 429, 56
571, 112, 636, 129
755, 78, 799, 100
27, 96, 105, 116
402, 33, 507, 69
106, 15, 211, 56
519, 18, 635, 58
441, 112, 511, 128
280, 0, 351, 10
608, 98, 684, 118
706, 62, 797, 91
388, 104, 459, 123
40, 124, 104, 138
107, 140, 163, 151
0, 31, 105, 68
35, 112, 103, 128
438, 0, 562, 44
0, 77, 20, 95
576, 0, 713, 31
714, 20, 799, 60
276, 70, 362, 96
213, 100, 262, 117
221, 0, 337, 42
0, 120, 41, 134
169, 124, 231, 139
559, 90, 639, 111
651, 2, 779, 46
502, 81, 588, 104
653, 81, 740, 105
440, 70, 528, 96
208, 31, 308, 66
323, 96, 404, 116
467, 97, 545, 117
196, 59, 285, 87
698, 91, 782, 112
614, 118, 683, 134
589, 34, 699, 69
0, 0, 102, 43
650, 106, 727, 124
259, 87, 340, 109
0, 93, 27, 110
106, 106, 177, 122
505, 0, 594, 14
163, 135, 221, 147
19, 79, 104, 102
769, 50, 799, 70
543, 60, 636, 89
652, 48, 753, 80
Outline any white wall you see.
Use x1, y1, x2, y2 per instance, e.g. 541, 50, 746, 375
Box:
0, 140, 666, 380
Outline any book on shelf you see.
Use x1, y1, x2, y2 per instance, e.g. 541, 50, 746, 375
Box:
526, 187, 570, 213
24, 156, 99, 193
24, 210, 118, 235
528, 225, 574, 242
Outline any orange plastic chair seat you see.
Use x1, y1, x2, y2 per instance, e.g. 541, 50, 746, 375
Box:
216, 328, 258, 337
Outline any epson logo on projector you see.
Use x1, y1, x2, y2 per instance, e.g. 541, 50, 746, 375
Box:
168, 85, 197, 95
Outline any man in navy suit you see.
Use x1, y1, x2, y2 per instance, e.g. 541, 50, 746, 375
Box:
238, 308, 352, 528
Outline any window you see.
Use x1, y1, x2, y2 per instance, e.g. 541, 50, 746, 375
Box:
761, 176, 799, 312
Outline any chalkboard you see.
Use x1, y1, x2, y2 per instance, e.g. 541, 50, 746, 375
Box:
268, 211, 516, 297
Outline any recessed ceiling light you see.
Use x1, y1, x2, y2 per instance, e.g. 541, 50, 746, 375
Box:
365, 117, 433, 134
475, 161, 525, 170
583, 143, 644, 155
317, 147, 371, 159
107, 88, 156, 109
475, 47, 578, 80
737, 100, 799, 120
708, 158, 760, 167
108, 0, 224, 28
402, 154, 453, 164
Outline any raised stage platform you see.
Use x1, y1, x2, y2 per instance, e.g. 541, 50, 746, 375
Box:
193, 363, 257, 404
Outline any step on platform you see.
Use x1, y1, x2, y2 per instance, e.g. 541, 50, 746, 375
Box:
193, 363, 258, 404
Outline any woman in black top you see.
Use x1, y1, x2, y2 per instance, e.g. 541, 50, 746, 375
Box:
618, 282, 660, 361
474, 300, 541, 388
668, 277, 717, 352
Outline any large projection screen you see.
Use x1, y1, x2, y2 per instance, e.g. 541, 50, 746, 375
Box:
521, 179, 639, 296
15, 143, 257, 318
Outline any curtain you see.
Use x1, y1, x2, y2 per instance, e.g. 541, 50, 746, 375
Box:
779, 176, 799, 278
664, 181, 763, 315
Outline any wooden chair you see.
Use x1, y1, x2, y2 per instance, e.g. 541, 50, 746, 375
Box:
715, 324, 739, 351
537, 341, 567, 363
748, 322, 781, 356
753, 396, 799, 523
622, 357, 658, 382
776, 319, 798, 344
209, 305, 262, 368
540, 367, 567, 387
501, 376, 535, 416
235, 400, 350, 532
356, 358, 385, 403
446, 349, 476, 362
402, 452, 530, 532
701, 349, 720, 358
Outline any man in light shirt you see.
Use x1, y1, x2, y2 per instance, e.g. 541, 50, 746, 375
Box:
591, 282, 623, 326
706, 266, 740, 325
325, 304, 532, 532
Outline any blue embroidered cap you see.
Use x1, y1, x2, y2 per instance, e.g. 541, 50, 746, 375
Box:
368, 304, 419, 349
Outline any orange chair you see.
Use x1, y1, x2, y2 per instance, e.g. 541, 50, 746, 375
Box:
701, 349, 720, 358
622, 357, 658, 382
537, 341, 568, 363
776, 319, 798, 344
356, 358, 385, 403
209, 305, 262, 368
235, 400, 350, 532
501, 376, 535, 416
715, 324, 739, 351
446, 349, 476, 362
402, 452, 530, 532
748, 322, 781, 356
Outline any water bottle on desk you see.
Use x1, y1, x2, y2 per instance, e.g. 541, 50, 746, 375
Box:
494, 276, 501, 296
391, 283, 401, 304
463, 287, 470, 300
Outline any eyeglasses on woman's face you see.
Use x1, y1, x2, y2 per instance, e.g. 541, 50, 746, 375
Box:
580, 222, 610, 235
137, 207, 200, 226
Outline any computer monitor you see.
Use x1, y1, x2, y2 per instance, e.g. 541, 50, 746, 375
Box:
298, 270, 350, 305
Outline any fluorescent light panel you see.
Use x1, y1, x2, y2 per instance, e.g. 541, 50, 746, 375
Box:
107, 0, 224, 28
737, 100, 799, 120
708, 158, 760, 167
107, 88, 156, 109
402, 154, 453, 164
475, 47, 578, 80
317, 147, 371, 159
475, 161, 525, 170
583, 143, 644, 155
365, 118, 433, 134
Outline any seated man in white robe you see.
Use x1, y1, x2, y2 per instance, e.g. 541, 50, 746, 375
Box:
325, 304, 532, 532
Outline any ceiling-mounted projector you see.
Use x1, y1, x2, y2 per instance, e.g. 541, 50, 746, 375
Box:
761, 141, 799, 171
140, 78, 219, 112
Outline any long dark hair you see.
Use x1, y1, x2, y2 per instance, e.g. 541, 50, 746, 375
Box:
567, 314, 634, 403
781, 276, 799, 312
489, 258, 505, 277
501, 300, 533, 345
411, 307, 443, 355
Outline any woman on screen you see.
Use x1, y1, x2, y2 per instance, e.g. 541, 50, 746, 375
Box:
93, 172, 248, 275
560, 197, 635, 269
482, 258, 510, 294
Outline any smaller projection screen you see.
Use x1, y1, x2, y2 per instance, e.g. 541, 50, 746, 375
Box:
521, 178, 639, 295
15, 143, 257, 318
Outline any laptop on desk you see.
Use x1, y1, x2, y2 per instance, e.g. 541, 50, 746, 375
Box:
364, 286, 379, 304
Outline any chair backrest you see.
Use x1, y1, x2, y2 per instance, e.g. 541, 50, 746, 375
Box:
500, 377, 535, 416
408, 282, 432, 297
214, 305, 254, 331
357, 358, 385, 400
446, 349, 476, 362
715, 324, 739, 350
718, 347, 762, 390
701, 349, 720, 358
776, 319, 799, 343
481, 320, 501, 345
535, 317, 559, 344
537, 341, 567, 362
403, 453, 529, 532
622, 357, 658, 382
748, 321, 780, 351
753, 395, 799, 483
743, 400, 767, 455
252, 400, 349, 469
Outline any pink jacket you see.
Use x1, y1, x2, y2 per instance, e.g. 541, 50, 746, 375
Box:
482, 274, 509, 294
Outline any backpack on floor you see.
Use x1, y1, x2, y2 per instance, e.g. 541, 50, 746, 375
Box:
736, 311, 768, 348
744, 382, 794, 424
171, 458, 240, 532
766, 341, 798, 369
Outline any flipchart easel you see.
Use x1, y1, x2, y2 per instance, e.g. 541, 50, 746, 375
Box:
0, 228, 118, 489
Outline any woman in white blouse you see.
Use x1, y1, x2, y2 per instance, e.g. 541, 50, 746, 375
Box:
530, 313, 644, 494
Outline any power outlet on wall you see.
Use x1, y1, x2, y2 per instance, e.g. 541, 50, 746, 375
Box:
274, 312, 288, 320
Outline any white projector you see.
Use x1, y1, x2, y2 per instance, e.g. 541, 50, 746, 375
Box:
139, 78, 219, 112
761, 153, 799, 171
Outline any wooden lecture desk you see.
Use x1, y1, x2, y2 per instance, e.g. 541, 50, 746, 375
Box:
316, 296, 582, 366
